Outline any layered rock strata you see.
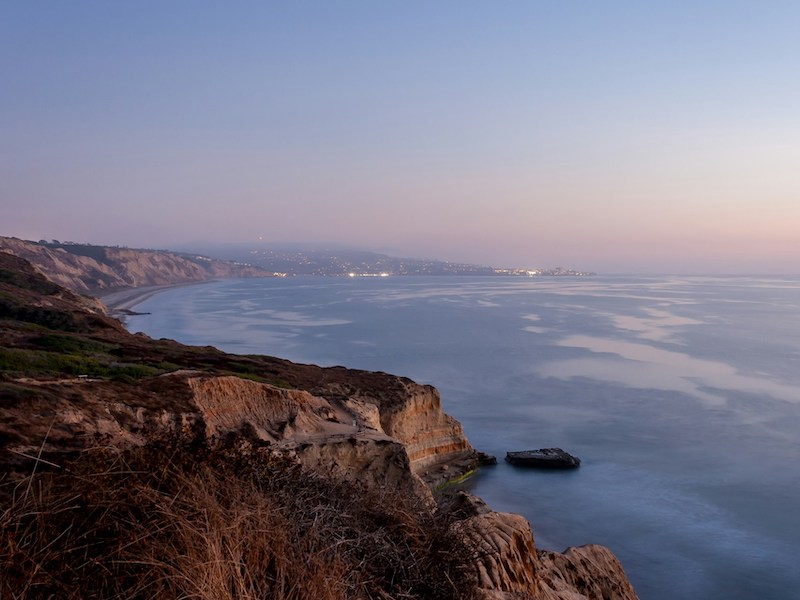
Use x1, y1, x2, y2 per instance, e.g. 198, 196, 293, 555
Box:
443, 491, 637, 600
0, 235, 268, 293
187, 374, 431, 499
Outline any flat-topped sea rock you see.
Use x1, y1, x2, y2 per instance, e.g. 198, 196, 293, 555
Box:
505, 447, 581, 469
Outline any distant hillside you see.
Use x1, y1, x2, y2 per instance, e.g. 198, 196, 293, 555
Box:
0, 237, 270, 293
181, 242, 593, 277
235, 247, 496, 276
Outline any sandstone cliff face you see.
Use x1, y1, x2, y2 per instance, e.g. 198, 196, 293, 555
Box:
459, 511, 539, 595
308, 377, 481, 487
448, 492, 637, 600
536, 545, 638, 600
375, 381, 474, 473
189, 375, 346, 441
186, 375, 431, 498
0, 236, 267, 293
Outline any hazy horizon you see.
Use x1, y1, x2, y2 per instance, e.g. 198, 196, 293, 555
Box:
3, 2, 800, 275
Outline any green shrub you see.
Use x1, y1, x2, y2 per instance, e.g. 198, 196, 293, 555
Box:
0, 348, 162, 379
31, 333, 112, 354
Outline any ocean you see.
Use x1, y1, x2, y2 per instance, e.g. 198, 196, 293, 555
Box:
126, 275, 800, 600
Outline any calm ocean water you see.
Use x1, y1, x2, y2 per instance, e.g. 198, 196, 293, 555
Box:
127, 276, 800, 600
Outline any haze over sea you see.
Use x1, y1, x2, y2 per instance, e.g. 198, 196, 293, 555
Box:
127, 275, 800, 600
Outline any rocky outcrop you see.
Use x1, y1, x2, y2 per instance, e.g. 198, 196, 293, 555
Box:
186, 375, 431, 498
458, 511, 539, 596
536, 545, 638, 600
306, 376, 485, 487
0, 236, 268, 293
189, 375, 348, 442
186, 373, 478, 489
446, 492, 636, 600
506, 448, 581, 469
375, 381, 474, 472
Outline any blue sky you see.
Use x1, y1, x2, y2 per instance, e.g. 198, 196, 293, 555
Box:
3, 2, 799, 273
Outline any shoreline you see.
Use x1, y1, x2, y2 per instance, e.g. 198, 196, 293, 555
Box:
94, 280, 213, 317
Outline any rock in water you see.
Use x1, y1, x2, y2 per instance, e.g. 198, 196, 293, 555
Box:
505, 448, 581, 469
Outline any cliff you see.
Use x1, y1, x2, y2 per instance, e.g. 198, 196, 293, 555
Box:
0, 252, 637, 600
0, 236, 270, 293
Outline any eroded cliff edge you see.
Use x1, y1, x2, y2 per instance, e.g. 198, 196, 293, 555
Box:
0, 252, 637, 600
0, 235, 270, 293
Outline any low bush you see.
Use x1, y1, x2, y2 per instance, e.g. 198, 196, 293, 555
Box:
0, 348, 161, 380
30, 333, 113, 355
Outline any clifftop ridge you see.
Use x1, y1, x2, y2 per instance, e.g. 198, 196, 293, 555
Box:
0, 236, 270, 293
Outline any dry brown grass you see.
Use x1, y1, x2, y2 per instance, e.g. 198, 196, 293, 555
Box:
0, 436, 478, 600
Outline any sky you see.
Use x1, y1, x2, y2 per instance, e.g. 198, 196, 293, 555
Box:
2, 1, 799, 274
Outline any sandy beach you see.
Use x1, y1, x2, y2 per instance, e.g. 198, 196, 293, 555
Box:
95, 281, 211, 316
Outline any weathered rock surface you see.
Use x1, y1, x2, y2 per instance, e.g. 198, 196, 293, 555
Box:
537, 545, 638, 600
251, 371, 490, 487
187, 374, 431, 498
458, 511, 539, 595
449, 492, 637, 600
506, 448, 581, 469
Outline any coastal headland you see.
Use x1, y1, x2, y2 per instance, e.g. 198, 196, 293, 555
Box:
0, 248, 637, 599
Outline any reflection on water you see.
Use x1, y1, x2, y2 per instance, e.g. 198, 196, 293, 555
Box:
608, 307, 704, 342
537, 335, 800, 405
